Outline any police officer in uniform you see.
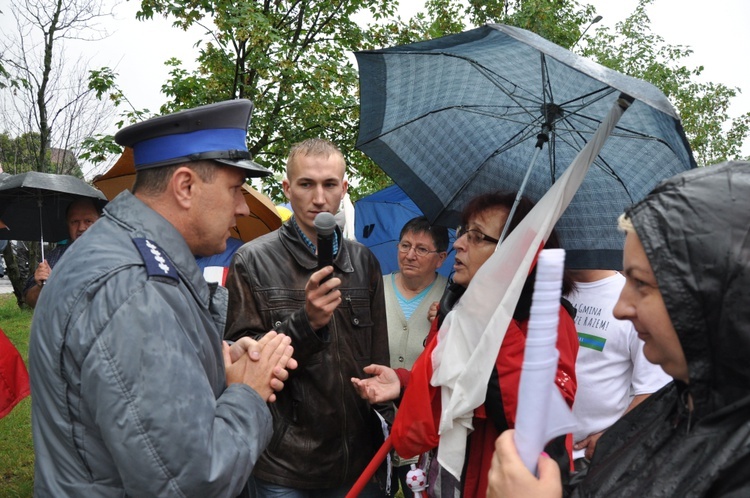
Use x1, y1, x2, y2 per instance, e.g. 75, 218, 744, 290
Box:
28, 100, 295, 497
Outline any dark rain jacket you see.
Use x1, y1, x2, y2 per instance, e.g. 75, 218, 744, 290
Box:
224, 222, 391, 490
571, 161, 750, 497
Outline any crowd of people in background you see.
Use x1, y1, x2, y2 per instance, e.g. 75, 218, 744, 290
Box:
9, 99, 750, 498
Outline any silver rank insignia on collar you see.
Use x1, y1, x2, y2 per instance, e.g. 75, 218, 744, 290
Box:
133, 238, 179, 282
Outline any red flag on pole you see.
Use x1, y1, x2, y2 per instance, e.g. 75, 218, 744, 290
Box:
0, 327, 30, 419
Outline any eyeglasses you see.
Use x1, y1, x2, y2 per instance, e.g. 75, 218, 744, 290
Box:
398, 242, 440, 257
455, 225, 500, 245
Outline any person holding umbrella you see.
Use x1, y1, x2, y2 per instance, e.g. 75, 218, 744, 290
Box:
487, 161, 750, 498
28, 99, 297, 497
23, 197, 101, 308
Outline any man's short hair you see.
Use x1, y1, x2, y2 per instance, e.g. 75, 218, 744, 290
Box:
286, 138, 345, 179
66, 197, 102, 218
132, 161, 219, 196
399, 216, 449, 253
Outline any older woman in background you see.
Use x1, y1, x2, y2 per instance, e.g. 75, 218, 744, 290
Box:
383, 216, 449, 498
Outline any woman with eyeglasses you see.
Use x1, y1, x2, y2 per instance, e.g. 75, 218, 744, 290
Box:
384, 216, 449, 498
352, 191, 579, 497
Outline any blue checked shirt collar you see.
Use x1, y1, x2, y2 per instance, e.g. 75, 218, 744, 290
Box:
291, 215, 339, 257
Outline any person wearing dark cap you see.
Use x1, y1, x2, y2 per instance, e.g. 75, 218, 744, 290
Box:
28, 99, 297, 497
224, 138, 391, 496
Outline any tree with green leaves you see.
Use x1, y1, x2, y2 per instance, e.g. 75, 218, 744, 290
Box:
0, 131, 44, 174
580, 0, 749, 166
118, 0, 402, 199
86, 0, 747, 202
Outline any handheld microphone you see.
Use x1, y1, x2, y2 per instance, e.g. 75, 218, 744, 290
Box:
314, 212, 336, 273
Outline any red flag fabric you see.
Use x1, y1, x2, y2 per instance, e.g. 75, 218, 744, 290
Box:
391, 305, 578, 497
391, 329, 441, 457
0, 327, 30, 419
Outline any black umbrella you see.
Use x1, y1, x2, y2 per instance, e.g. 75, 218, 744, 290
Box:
355, 24, 696, 269
0, 171, 107, 259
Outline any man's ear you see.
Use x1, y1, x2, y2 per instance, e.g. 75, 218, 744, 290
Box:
282, 177, 291, 200
171, 166, 197, 209
436, 251, 448, 270
341, 178, 349, 200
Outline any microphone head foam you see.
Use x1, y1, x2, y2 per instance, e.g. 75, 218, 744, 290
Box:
314, 212, 337, 235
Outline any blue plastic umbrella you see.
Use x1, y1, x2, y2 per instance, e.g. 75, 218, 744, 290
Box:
355, 24, 696, 269
355, 184, 455, 277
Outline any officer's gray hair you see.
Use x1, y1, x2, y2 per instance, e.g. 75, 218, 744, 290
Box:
132, 161, 219, 196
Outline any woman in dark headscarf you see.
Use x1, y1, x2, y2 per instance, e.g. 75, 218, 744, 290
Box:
489, 161, 750, 498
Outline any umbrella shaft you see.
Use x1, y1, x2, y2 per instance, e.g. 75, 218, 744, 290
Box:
499, 145, 544, 244
38, 196, 46, 261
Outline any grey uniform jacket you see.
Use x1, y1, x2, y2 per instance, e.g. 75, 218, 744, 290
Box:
29, 191, 272, 497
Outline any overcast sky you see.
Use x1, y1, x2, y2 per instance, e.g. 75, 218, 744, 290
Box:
2, 0, 748, 174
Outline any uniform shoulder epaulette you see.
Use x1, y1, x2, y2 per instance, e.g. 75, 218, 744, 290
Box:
132, 238, 179, 282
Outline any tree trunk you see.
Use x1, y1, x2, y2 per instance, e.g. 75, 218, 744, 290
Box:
35, 0, 64, 173
3, 241, 31, 308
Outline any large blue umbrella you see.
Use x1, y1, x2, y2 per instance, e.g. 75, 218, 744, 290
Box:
355, 184, 455, 277
355, 24, 696, 270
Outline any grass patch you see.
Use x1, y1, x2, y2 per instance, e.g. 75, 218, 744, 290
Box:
0, 294, 34, 497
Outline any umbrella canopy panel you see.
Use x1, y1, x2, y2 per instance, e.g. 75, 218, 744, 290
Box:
233, 184, 282, 242
93, 147, 136, 201
355, 184, 456, 277
356, 24, 696, 269
0, 171, 107, 242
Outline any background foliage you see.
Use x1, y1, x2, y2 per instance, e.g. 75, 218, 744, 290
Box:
79, 0, 749, 202
1, 2, 749, 493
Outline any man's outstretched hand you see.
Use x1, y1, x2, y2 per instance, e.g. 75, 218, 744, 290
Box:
351, 364, 401, 404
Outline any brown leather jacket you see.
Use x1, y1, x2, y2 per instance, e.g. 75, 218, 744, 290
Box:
225, 222, 391, 489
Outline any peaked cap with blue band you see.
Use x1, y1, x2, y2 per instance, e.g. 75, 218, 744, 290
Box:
114, 99, 272, 177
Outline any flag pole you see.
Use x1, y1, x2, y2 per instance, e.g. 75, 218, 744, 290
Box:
345, 436, 393, 498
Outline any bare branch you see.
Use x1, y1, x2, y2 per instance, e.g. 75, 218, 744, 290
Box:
1, 0, 116, 174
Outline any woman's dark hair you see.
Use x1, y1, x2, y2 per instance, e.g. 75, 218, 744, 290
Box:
460, 191, 575, 321
399, 216, 450, 253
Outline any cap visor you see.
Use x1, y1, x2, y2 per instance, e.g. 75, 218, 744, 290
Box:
215, 158, 273, 177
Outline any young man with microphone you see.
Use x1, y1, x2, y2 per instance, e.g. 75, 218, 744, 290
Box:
225, 138, 391, 496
